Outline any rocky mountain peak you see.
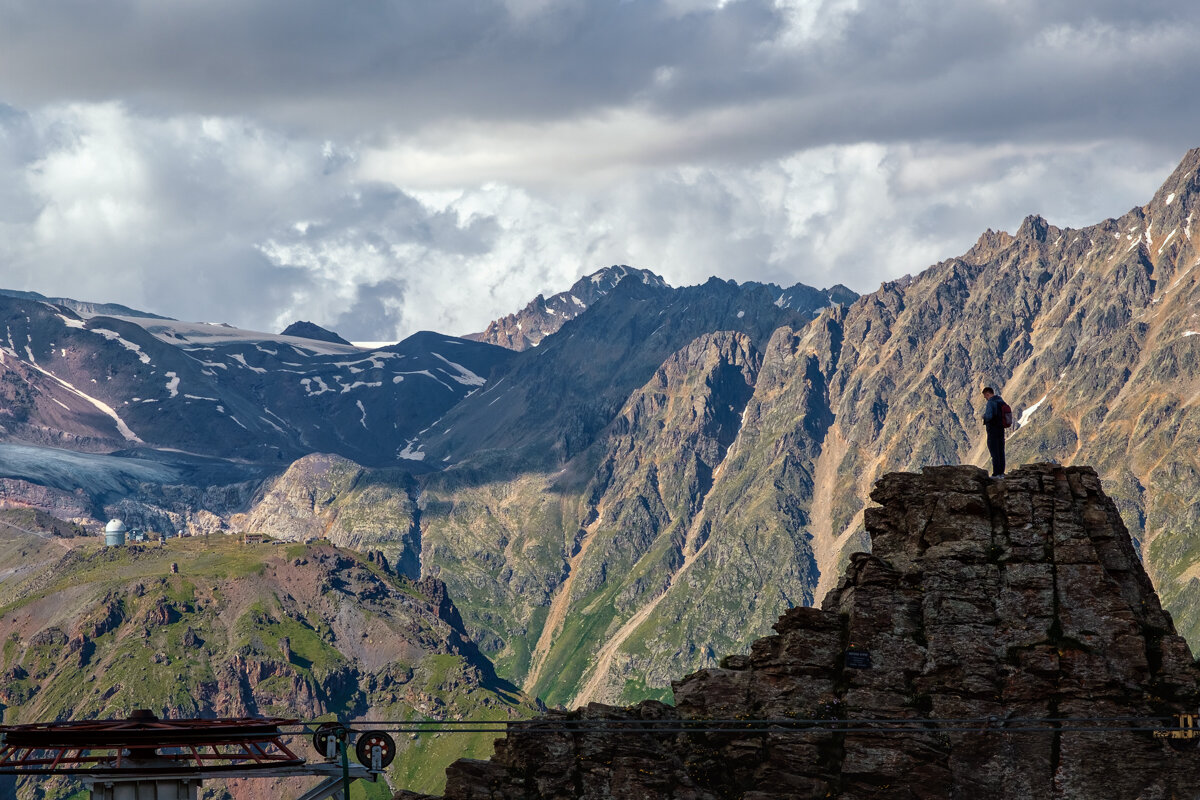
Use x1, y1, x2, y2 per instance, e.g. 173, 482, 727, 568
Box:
1015, 213, 1054, 242
584, 264, 668, 292
1150, 146, 1200, 206
966, 227, 1017, 262
464, 265, 669, 351
279, 320, 351, 345
416, 463, 1200, 799
1142, 150, 1200, 274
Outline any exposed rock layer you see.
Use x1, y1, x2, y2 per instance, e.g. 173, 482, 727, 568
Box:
412, 464, 1200, 799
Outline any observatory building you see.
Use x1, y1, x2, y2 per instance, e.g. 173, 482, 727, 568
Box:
104, 519, 127, 547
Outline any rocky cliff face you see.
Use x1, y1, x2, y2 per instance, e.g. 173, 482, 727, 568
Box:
236, 452, 423, 578
411, 464, 1200, 799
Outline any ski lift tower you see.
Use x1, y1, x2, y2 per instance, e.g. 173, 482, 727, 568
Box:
0, 711, 395, 800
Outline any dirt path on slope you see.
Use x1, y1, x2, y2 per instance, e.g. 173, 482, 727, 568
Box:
810, 423, 853, 604
572, 508, 716, 707
568, 409, 750, 707
524, 513, 603, 693
0, 521, 74, 550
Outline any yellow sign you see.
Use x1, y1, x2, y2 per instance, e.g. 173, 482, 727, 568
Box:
1154, 714, 1198, 739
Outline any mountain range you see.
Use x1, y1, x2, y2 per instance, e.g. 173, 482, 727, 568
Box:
0, 149, 1199, 792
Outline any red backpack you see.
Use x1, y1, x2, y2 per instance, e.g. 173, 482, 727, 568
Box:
1000, 402, 1013, 428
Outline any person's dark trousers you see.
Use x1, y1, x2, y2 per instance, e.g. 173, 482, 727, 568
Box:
986, 423, 1006, 476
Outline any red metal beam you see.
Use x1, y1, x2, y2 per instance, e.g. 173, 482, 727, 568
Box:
0, 714, 305, 775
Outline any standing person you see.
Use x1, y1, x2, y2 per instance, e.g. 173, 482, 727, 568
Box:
981, 386, 1009, 478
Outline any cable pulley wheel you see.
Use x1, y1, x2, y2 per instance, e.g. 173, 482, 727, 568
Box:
312, 722, 348, 758
355, 730, 396, 768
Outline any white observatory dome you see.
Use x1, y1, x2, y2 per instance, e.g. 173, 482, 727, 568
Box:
105, 519, 127, 533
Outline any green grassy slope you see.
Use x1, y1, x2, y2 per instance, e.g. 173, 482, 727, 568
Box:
0, 529, 535, 798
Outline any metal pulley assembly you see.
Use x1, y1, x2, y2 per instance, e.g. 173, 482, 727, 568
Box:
310, 722, 395, 769
355, 731, 396, 770
311, 722, 349, 761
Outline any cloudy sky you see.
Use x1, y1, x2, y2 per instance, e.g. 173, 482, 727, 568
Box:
1, 0, 1198, 340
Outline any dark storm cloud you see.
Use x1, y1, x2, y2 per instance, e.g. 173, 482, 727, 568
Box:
0, 1, 778, 132
2, 0, 1198, 156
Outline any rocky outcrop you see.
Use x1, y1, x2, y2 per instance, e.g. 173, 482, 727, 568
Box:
237, 453, 423, 578
414, 464, 1200, 798
0, 478, 98, 524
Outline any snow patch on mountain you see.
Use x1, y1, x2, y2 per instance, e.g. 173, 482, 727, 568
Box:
398, 440, 426, 461
89, 328, 152, 364
340, 380, 383, 393
300, 376, 333, 396
1019, 395, 1048, 427
228, 353, 267, 374
432, 353, 487, 387
1158, 229, 1178, 255
23, 358, 142, 442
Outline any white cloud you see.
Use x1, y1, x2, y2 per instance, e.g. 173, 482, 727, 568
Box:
0, 100, 1182, 341
0, 1, 1196, 341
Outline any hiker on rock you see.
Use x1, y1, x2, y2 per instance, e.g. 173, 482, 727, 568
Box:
981, 386, 1011, 478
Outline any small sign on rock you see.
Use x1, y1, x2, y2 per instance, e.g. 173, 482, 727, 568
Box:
845, 650, 872, 669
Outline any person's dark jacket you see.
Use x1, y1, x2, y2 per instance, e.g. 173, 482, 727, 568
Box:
983, 394, 1006, 428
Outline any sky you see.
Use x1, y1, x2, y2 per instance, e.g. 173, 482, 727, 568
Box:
1, 0, 1198, 341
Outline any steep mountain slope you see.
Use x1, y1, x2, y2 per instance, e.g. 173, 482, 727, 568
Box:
0, 298, 513, 465
412, 277, 840, 704
419, 277, 814, 469
0, 526, 536, 797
